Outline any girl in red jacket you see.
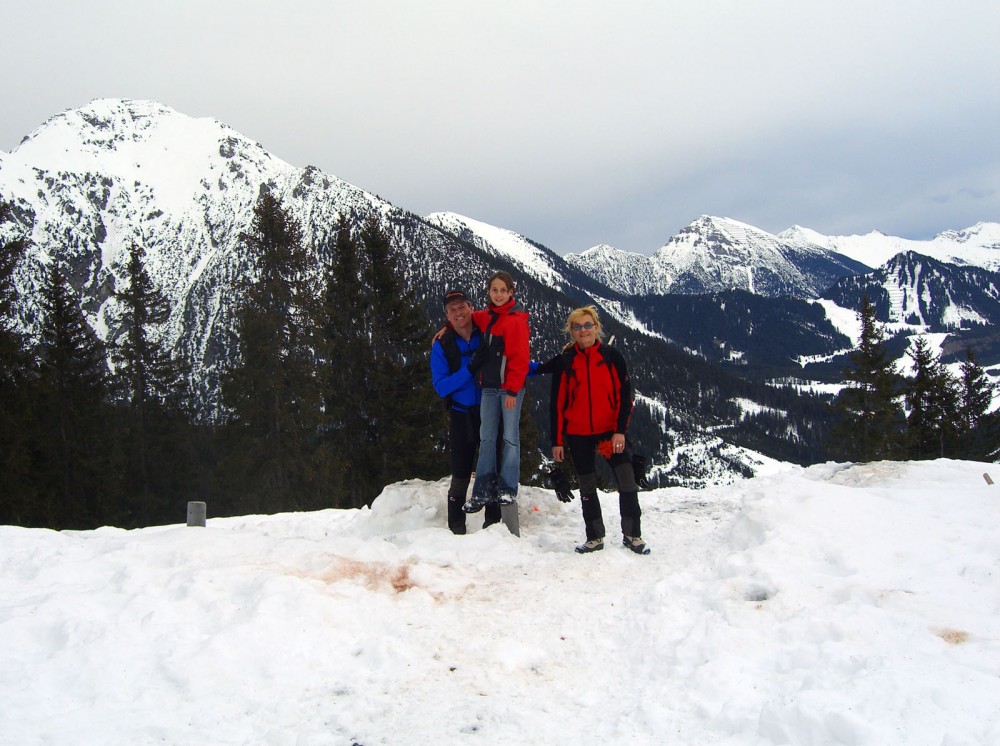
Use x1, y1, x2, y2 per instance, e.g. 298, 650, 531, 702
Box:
463, 271, 531, 512
552, 306, 649, 554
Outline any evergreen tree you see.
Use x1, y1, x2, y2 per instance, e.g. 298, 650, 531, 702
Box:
828, 296, 905, 461
111, 242, 191, 523
904, 336, 959, 459
320, 216, 370, 506
0, 200, 37, 524
359, 217, 443, 490
36, 264, 117, 527
322, 217, 444, 507
221, 191, 327, 514
956, 349, 1000, 461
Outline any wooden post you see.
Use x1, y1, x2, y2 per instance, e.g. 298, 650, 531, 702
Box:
187, 501, 207, 527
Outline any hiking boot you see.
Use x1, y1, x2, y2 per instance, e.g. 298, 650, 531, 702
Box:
497, 491, 517, 505
574, 538, 604, 554
462, 493, 490, 513
623, 535, 650, 555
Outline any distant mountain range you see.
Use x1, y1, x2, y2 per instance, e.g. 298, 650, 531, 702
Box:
2, 99, 997, 485
565, 215, 1000, 299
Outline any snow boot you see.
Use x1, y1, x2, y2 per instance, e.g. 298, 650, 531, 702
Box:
497, 490, 517, 505
462, 494, 488, 513
575, 538, 604, 554
623, 535, 650, 555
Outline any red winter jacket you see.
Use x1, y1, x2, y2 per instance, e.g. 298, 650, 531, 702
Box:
554, 340, 633, 445
472, 299, 530, 395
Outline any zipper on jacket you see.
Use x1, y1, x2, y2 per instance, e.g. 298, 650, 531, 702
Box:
584, 346, 595, 433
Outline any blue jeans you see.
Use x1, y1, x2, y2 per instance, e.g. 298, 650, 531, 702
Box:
472, 388, 524, 499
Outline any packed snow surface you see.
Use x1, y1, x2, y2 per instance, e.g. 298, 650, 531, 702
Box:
2, 460, 999, 745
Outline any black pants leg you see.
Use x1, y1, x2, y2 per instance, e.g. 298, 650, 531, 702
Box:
448, 408, 500, 533
566, 435, 605, 540
566, 433, 642, 540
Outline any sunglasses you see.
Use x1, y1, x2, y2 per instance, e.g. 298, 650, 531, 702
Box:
571, 321, 596, 332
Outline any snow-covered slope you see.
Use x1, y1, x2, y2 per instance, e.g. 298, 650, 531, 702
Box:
824, 251, 1000, 329
0, 99, 401, 406
424, 211, 568, 290
652, 216, 867, 297
781, 222, 1000, 272
563, 243, 665, 295
2, 460, 997, 744
0, 100, 581, 415
565, 216, 868, 298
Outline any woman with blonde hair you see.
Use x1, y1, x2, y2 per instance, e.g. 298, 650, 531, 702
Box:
551, 306, 649, 554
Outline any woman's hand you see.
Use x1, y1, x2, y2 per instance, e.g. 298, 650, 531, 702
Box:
552, 446, 564, 463
504, 394, 517, 410
612, 433, 625, 454
430, 325, 447, 345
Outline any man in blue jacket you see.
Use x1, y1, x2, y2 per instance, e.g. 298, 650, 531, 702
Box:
431, 289, 502, 534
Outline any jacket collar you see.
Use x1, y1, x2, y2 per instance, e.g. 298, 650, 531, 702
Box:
489, 298, 517, 315
575, 339, 601, 354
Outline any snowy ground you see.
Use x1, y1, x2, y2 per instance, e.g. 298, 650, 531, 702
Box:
2, 459, 999, 745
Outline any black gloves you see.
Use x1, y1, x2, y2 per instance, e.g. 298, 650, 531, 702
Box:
467, 344, 489, 375
631, 453, 650, 490
547, 466, 576, 502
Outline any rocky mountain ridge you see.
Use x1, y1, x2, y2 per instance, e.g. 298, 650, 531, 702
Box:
3, 99, 996, 484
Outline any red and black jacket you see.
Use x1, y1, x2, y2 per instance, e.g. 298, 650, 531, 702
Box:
471, 299, 530, 396
553, 340, 633, 446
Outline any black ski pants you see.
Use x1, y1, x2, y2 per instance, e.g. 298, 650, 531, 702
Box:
565, 432, 641, 541
448, 407, 501, 534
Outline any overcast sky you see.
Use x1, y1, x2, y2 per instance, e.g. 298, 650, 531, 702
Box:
2, 1, 998, 255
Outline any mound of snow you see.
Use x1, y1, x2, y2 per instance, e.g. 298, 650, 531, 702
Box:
1, 462, 998, 744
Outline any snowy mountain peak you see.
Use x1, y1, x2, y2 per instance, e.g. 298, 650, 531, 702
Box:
11, 98, 285, 175
778, 225, 829, 248
563, 244, 663, 296
934, 221, 1000, 247
574, 243, 625, 258
423, 211, 566, 289
643, 215, 864, 297
4, 98, 297, 220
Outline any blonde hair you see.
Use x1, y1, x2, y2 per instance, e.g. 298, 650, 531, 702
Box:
564, 305, 604, 340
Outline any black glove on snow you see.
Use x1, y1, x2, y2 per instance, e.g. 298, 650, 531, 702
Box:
631, 453, 650, 490
547, 466, 576, 502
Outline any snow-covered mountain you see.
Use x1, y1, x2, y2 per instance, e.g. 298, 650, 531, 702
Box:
781, 222, 1000, 272
564, 216, 1000, 301
652, 216, 870, 297
0, 99, 412, 405
562, 243, 667, 296
4, 99, 993, 481
566, 216, 869, 298
0, 100, 600, 414
1, 99, 819, 484
424, 211, 567, 290
824, 251, 1000, 329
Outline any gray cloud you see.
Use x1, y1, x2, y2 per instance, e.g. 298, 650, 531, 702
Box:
2, 0, 998, 254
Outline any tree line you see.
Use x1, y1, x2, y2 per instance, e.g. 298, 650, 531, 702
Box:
3, 193, 997, 530
0, 193, 453, 529
828, 296, 1000, 463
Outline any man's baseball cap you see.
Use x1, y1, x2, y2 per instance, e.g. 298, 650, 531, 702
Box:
442, 289, 471, 307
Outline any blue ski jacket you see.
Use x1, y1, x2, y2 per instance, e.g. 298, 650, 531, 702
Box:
431, 330, 483, 411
